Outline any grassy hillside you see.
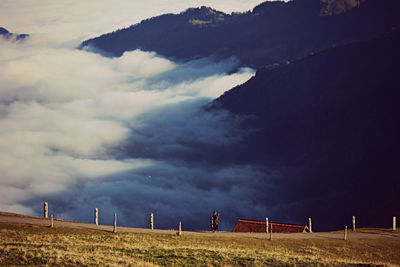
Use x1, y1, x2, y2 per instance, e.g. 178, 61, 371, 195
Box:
1, 223, 399, 266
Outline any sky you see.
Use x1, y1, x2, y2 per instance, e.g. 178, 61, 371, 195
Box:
0, 0, 286, 230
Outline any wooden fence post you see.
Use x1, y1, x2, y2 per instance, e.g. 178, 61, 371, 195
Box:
44, 202, 48, 218
113, 213, 117, 233
50, 215, 54, 228
265, 217, 269, 233
394, 216, 397, 231
94, 208, 98, 225
308, 218, 312, 233
352, 216, 356, 232
344, 226, 347, 240
150, 213, 154, 230
177, 221, 182, 236
269, 224, 273, 240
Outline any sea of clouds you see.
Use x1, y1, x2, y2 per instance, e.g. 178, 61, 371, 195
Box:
0, 0, 287, 230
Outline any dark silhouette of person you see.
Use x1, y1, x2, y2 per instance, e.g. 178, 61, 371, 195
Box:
210, 210, 220, 232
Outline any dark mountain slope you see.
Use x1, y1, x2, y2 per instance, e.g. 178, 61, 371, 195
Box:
213, 31, 400, 229
0, 27, 29, 40
0, 27, 9, 35
80, 0, 400, 68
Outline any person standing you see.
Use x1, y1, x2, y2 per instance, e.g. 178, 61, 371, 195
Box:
210, 210, 220, 232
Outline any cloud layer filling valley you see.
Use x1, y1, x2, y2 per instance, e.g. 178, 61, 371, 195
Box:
0, 0, 292, 230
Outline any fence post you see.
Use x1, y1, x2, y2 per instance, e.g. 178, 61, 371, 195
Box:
394, 216, 397, 231
352, 216, 356, 232
344, 226, 347, 240
265, 217, 269, 233
113, 213, 117, 233
150, 213, 154, 230
308, 218, 312, 233
50, 215, 54, 228
270, 224, 273, 240
177, 221, 182, 236
44, 202, 48, 218
94, 208, 98, 225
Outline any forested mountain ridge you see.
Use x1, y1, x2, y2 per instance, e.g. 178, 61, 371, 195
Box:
212, 30, 400, 228
80, 0, 400, 68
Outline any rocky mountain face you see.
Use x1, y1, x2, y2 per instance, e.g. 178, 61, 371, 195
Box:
80, 0, 400, 68
320, 0, 365, 15
0, 27, 29, 40
213, 31, 400, 228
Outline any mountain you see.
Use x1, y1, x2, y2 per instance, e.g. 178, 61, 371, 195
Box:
0, 27, 29, 40
320, 0, 365, 15
0, 27, 9, 35
212, 30, 400, 229
80, 0, 400, 68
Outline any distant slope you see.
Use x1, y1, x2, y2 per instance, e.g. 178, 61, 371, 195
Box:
80, 0, 400, 68
213, 31, 400, 229
0, 27, 29, 40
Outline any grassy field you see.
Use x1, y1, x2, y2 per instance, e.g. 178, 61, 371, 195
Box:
0, 223, 399, 266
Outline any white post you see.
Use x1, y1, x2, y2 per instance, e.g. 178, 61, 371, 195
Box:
308, 218, 312, 233
393, 216, 397, 231
150, 213, 154, 230
344, 226, 347, 240
94, 208, 98, 225
44, 202, 48, 218
51, 215, 54, 228
269, 224, 273, 240
265, 217, 269, 233
352, 216, 356, 232
177, 221, 182, 236
113, 213, 117, 233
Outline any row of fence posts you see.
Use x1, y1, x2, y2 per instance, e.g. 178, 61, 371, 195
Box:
265, 215, 397, 241
43, 202, 183, 235
43, 202, 397, 238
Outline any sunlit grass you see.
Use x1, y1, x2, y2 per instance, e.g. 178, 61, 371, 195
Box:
0, 223, 399, 266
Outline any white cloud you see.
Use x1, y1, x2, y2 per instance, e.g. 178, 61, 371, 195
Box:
114, 50, 177, 78
0, 39, 254, 215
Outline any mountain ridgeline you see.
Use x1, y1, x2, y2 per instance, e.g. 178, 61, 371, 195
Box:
0, 27, 29, 41
80, 0, 400, 68
213, 30, 400, 228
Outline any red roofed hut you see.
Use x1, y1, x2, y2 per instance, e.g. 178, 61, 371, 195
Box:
232, 219, 308, 233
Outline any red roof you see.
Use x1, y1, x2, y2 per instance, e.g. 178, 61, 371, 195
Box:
232, 219, 307, 233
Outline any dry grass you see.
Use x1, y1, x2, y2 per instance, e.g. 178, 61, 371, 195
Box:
0, 223, 399, 266
0, 212, 39, 219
